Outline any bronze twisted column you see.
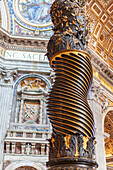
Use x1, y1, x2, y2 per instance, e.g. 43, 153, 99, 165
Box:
47, 0, 98, 169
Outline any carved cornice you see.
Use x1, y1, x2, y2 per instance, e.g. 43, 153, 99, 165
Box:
88, 46, 113, 86
0, 28, 113, 88
0, 28, 48, 52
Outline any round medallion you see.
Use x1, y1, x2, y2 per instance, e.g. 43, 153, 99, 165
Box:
14, 0, 54, 27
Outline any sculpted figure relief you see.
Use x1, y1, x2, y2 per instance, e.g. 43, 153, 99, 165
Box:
19, 0, 54, 24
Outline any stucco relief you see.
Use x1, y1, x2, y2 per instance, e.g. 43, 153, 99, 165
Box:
0, 67, 18, 84
19, 0, 54, 25
88, 82, 104, 102
14, 77, 48, 125
14, 0, 54, 28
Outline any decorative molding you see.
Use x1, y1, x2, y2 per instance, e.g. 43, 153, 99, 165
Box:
4, 161, 46, 170
0, 28, 48, 52
88, 81, 110, 113
88, 82, 104, 102
101, 97, 110, 113
88, 47, 113, 86
0, 28, 112, 88
0, 67, 18, 84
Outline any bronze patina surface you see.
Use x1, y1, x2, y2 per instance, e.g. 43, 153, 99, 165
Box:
47, 0, 98, 169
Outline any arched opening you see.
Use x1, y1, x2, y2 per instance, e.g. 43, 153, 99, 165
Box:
10, 74, 51, 128
3, 74, 51, 157
15, 166, 37, 170
5, 162, 47, 170
104, 110, 113, 168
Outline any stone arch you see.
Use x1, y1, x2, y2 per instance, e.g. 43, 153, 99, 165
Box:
13, 74, 51, 90
10, 74, 51, 124
15, 167, 37, 170
103, 106, 113, 159
102, 105, 113, 131
5, 161, 47, 170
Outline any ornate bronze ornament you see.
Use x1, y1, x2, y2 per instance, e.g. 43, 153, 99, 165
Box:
47, 0, 90, 60
47, 0, 98, 169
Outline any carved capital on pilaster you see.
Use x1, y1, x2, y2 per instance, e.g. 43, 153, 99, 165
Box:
0, 67, 19, 84
88, 82, 110, 111
88, 82, 104, 102
101, 97, 110, 113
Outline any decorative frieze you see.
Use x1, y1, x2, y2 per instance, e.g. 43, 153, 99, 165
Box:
0, 28, 48, 52
48, 133, 96, 161
88, 48, 113, 86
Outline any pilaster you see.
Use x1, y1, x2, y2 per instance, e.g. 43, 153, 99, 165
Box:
88, 81, 107, 170
0, 67, 18, 169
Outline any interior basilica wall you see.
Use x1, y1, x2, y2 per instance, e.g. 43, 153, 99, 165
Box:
0, 51, 52, 169
0, 0, 113, 169
1, 49, 113, 170
0, 42, 113, 170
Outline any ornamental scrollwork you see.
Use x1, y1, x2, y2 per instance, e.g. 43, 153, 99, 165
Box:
0, 67, 18, 84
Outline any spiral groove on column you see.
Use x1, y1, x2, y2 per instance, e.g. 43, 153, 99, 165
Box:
47, 49, 94, 137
